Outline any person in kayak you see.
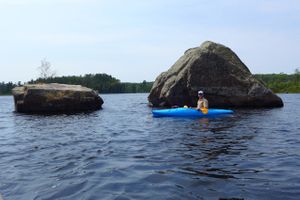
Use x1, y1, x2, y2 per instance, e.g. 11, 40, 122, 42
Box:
196, 90, 208, 114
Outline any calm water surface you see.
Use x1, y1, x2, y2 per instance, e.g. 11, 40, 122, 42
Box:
0, 94, 299, 200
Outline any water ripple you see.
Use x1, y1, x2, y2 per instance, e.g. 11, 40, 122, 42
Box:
0, 94, 300, 200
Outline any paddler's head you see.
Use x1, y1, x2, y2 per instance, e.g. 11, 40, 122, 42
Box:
198, 90, 204, 99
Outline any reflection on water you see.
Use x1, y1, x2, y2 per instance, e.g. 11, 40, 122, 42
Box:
178, 114, 255, 184
0, 94, 300, 200
198, 117, 209, 129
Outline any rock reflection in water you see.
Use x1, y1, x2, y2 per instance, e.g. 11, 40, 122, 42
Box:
0, 94, 299, 200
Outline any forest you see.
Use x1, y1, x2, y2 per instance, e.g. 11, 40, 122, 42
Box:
0, 73, 153, 95
1, 72, 299, 95
255, 71, 300, 93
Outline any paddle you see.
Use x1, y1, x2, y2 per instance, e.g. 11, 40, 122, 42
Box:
200, 108, 208, 114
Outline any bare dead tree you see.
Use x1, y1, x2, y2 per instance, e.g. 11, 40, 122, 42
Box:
38, 58, 56, 79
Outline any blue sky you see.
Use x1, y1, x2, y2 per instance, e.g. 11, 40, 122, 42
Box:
0, 0, 299, 82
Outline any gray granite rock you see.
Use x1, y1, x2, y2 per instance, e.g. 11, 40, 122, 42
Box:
12, 83, 103, 113
148, 41, 283, 108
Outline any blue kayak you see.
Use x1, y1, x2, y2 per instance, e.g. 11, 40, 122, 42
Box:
152, 108, 233, 117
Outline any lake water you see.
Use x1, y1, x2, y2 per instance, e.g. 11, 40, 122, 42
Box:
0, 94, 299, 200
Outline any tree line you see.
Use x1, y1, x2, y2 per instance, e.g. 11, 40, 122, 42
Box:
0, 73, 153, 95
255, 70, 300, 93
1, 72, 300, 95
0, 82, 21, 95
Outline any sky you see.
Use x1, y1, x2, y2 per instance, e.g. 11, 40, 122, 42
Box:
0, 0, 299, 83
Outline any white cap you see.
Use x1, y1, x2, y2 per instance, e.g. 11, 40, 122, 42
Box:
198, 90, 204, 95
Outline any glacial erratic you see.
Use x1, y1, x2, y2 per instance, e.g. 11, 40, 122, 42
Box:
148, 41, 283, 108
12, 83, 104, 113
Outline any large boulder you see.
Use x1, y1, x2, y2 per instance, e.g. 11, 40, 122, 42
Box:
148, 41, 283, 108
12, 83, 104, 113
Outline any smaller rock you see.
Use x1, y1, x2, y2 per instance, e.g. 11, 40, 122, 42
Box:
12, 83, 103, 113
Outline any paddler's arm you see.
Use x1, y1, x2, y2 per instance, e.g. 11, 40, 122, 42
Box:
204, 99, 209, 109
196, 100, 201, 111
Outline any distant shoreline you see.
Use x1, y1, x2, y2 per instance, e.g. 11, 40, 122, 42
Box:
1, 72, 299, 95
1, 93, 299, 97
